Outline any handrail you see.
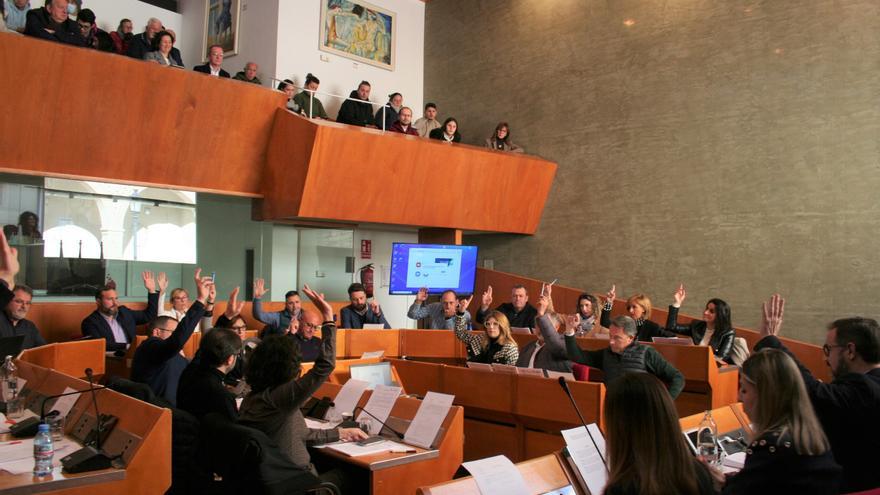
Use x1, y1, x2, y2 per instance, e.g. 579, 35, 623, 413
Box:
270, 76, 389, 130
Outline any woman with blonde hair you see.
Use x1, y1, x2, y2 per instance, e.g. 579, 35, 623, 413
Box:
603, 373, 716, 495
601, 285, 674, 341
454, 295, 518, 365
719, 349, 840, 494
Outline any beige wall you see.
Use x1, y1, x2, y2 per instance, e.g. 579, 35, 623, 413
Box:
426, 0, 880, 344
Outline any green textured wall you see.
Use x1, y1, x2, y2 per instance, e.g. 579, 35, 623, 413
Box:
426, 0, 880, 343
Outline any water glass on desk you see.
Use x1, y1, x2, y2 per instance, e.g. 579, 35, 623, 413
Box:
46, 413, 64, 441
358, 417, 373, 436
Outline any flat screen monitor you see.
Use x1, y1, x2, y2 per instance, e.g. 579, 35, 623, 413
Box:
389, 243, 478, 295
349, 362, 395, 390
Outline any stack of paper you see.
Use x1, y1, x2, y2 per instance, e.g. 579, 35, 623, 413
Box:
462, 455, 529, 495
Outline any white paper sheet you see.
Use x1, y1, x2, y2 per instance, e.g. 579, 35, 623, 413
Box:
355, 384, 401, 435
325, 439, 413, 457
491, 364, 517, 374
305, 417, 339, 430
722, 451, 746, 470
462, 455, 529, 495
516, 367, 546, 377
360, 350, 385, 358
545, 371, 575, 381
561, 425, 608, 495
404, 391, 453, 449
465, 362, 493, 371
327, 379, 370, 420
47, 387, 81, 418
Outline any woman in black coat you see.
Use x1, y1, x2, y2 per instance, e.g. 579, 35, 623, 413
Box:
665, 284, 735, 363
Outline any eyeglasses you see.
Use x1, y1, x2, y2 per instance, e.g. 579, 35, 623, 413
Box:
302, 322, 319, 330
231, 325, 247, 332
822, 344, 846, 356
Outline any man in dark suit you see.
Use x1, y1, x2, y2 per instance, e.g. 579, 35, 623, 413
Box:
0, 284, 46, 350
81, 271, 160, 351
193, 45, 230, 78
24, 0, 85, 47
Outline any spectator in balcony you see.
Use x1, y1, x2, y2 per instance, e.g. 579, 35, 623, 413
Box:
414, 103, 440, 138
1, 284, 46, 350
144, 30, 182, 67
24, 0, 85, 46
233, 62, 262, 85
165, 28, 184, 67
76, 9, 112, 52
17, 211, 41, 239
292, 73, 329, 120
194, 44, 230, 78
0, 3, 6, 32
389, 107, 419, 136
5, 0, 30, 33
485, 122, 524, 153
336, 80, 376, 127
126, 17, 162, 60
429, 117, 461, 143
375, 92, 402, 130
109, 18, 133, 55
277, 79, 297, 111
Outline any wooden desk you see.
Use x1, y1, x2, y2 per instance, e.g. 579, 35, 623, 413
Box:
417, 452, 577, 495
679, 403, 753, 438
4, 361, 172, 494
311, 382, 464, 495
18, 341, 105, 379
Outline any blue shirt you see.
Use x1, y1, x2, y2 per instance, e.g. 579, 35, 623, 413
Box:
5, 1, 29, 32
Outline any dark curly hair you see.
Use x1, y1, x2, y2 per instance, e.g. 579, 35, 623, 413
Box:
244, 335, 302, 394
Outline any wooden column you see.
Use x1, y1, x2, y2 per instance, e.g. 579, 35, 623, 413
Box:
418, 228, 462, 245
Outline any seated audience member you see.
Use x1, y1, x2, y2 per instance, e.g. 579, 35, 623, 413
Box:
389, 106, 419, 135
407, 287, 470, 330
0, 284, 45, 349
485, 122, 524, 153
292, 73, 329, 119
177, 327, 242, 421
193, 45, 230, 78
570, 292, 605, 337
81, 271, 160, 351
340, 283, 390, 329
233, 62, 262, 85
666, 284, 735, 363
603, 373, 716, 495
601, 285, 674, 342
518, 290, 572, 372
144, 30, 182, 67
126, 17, 161, 60
158, 275, 211, 332
336, 80, 376, 127
165, 28, 184, 66
251, 278, 301, 337
454, 295, 518, 365
5, 0, 30, 33
131, 270, 214, 406
74, 8, 111, 52
476, 284, 538, 329
429, 117, 461, 143
715, 348, 840, 494
277, 78, 297, 111
565, 315, 685, 398
291, 310, 323, 362
24, 0, 84, 46
238, 286, 367, 480
109, 18, 133, 55
414, 103, 440, 138
375, 92, 402, 130
754, 294, 880, 493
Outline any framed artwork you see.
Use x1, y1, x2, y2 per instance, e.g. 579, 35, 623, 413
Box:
203, 0, 240, 60
320, 0, 396, 71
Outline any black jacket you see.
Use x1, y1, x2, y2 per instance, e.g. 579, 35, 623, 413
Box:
666, 305, 735, 363
755, 335, 880, 492
177, 362, 238, 422
0, 281, 45, 349
601, 309, 674, 342
193, 64, 230, 78
515, 314, 572, 372
81, 292, 159, 350
477, 302, 538, 329
24, 8, 85, 46
336, 90, 374, 127
429, 127, 462, 143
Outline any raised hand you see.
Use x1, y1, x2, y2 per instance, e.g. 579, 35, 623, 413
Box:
458, 294, 474, 313
605, 284, 616, 305
369, 300, 381, 316
565, 313, 581, 332
193, 269, 214, 304
761, 294, 785, 337
142, 271, 156, 293
536, 294, 550, 316
207, 281, 217, 304
253, 278, 268, 299
302, 284, 333, 322
224, 286, 245, 318
481, 285, 493, 310
416, 287, 428, 303
672, 283, 687, 308
0, 230, 19, 288
157, 272, 169, 293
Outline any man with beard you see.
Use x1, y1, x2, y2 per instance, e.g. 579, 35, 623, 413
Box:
340, 282, 390, 329
755, 294, 880, 493
0, 285, 45, 349
81, 271, 159, 351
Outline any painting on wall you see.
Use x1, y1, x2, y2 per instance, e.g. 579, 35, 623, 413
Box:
320, 0, 396, 71
203, 0, 240, 60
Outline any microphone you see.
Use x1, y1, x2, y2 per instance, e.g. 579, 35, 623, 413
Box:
557, 376, 606, 465
61, 368, 114, 473
352, 405, 405, 439
10, 383, 108, 438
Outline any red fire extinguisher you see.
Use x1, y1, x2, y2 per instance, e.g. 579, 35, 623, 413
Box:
359, 263, 375, 298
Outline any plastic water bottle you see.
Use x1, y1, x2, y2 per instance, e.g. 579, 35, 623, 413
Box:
697, 410, 720, 465
1, 355, 20, 418
33, 423, 54, 477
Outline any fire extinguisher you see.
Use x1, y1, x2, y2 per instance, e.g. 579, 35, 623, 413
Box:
359, 263, 375, 298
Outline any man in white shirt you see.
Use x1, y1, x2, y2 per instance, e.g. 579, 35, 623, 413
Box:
194, 45, 230, 78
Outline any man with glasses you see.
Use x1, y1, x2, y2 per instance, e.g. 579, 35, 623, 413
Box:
293, 310, 323, 362
755, 294, 880, 493
477, 284, 538, 329
563, 315, 685, 398
0, 284, 45, 349
131, 269, 214, 406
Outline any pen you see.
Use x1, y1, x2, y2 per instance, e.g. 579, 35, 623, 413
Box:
390, 448, 417, 453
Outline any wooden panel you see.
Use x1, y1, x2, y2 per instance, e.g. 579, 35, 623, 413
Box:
0, 34, 285, 196
399, 330, 466, 359
341, 329, 399, 358
523, 430, 567, 460
442, 365, 516, 417
463, 418, 518, 462
260, 114, 558, 234
386, 358, 443, 396
514, 376, 604, 432
18, 340, 105, 378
